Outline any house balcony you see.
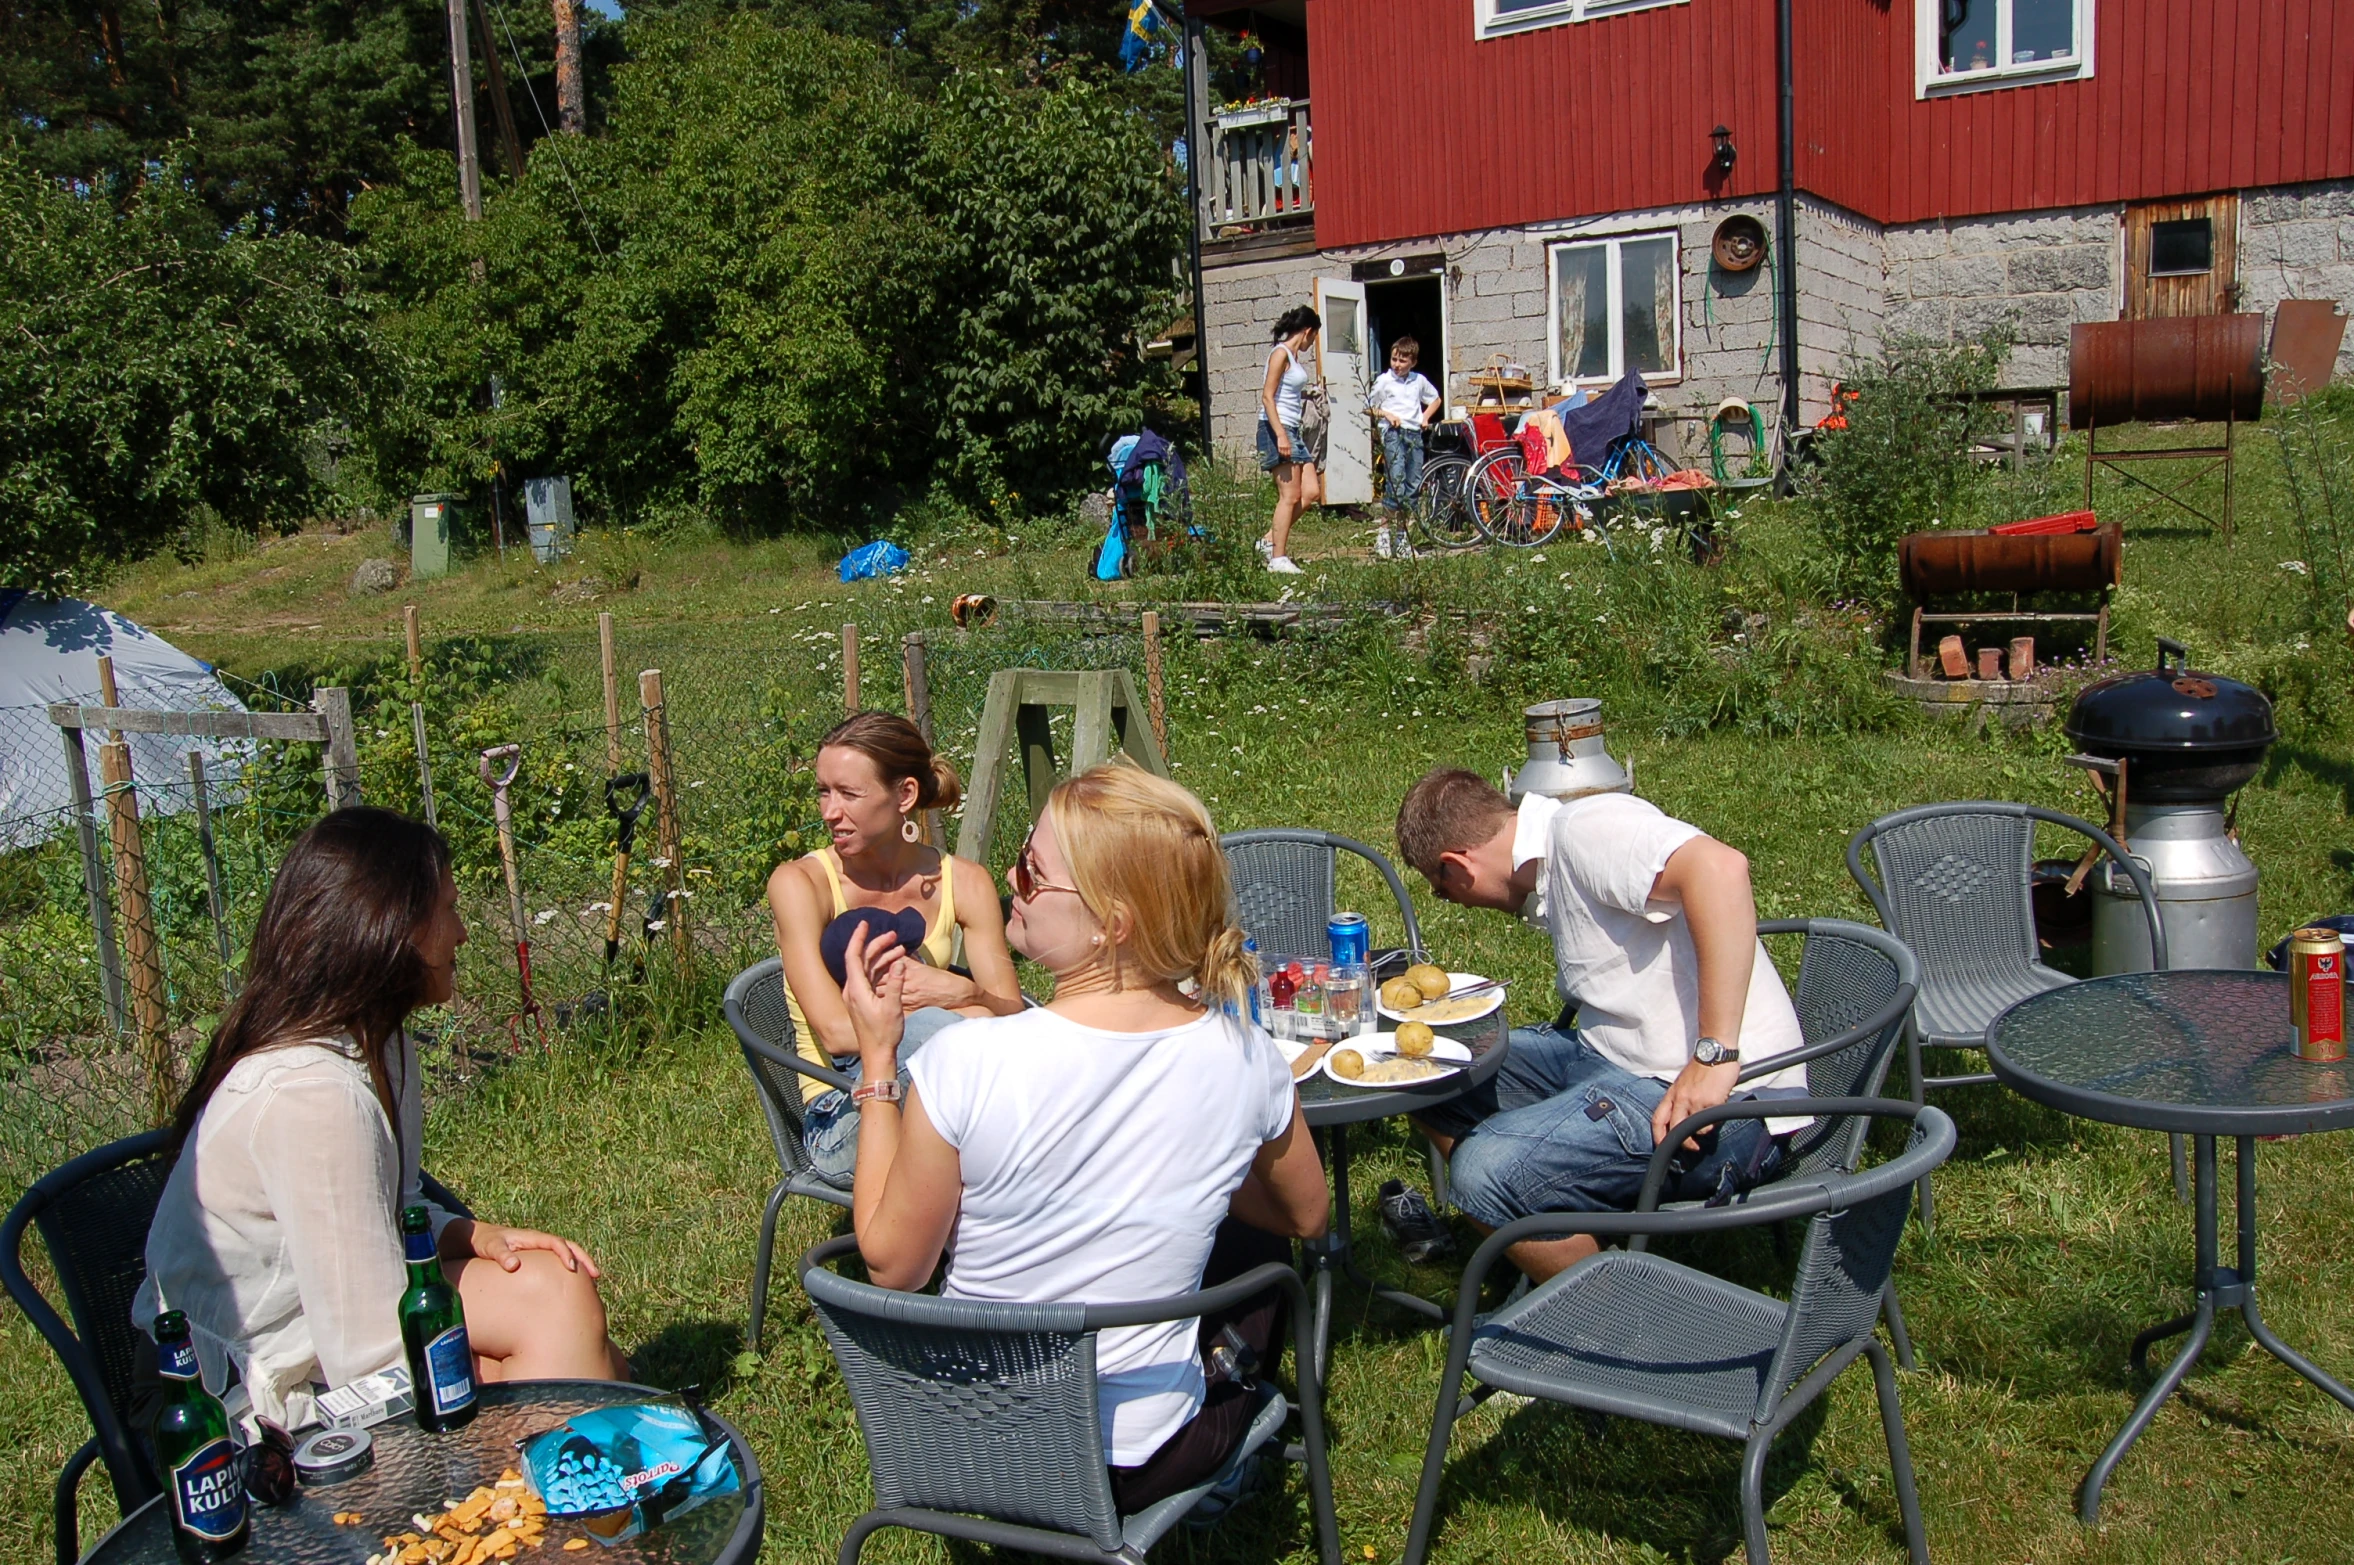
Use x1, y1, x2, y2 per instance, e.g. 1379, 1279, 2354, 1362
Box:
1199, 96, 1314, 256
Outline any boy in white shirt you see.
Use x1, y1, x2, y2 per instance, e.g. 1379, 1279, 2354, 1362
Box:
1368, 337, 1442, 557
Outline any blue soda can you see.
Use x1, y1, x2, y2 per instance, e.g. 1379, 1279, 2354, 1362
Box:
1327, 913, 1370, 968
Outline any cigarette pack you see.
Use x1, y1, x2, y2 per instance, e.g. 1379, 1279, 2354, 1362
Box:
317, 1365, 414, 1431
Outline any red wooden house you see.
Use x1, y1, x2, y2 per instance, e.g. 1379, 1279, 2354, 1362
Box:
1183, 0, 2353, 493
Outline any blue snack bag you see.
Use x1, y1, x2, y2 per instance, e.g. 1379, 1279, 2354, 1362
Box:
519, 1400, 738, 1544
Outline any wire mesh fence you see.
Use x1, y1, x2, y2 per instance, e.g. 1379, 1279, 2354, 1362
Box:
0, 604, 1179, 1193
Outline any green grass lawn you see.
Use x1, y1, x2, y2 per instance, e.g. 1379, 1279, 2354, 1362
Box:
11, 422, 2354, 1563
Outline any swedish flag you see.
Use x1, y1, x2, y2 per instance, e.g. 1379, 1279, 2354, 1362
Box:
1119, 0, 1165, 72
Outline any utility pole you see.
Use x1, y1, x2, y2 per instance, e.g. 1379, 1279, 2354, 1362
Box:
445, 0, 484, 221
1774, 0, 1802, 474
1181, 13, 1213, 456
554, 0, 585, 135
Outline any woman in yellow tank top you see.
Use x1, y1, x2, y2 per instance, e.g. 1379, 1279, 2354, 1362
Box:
766, 713, 1022, 1187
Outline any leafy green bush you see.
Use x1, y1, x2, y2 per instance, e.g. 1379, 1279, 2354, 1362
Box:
1803, 330, 2013, 610
351, 14, 1184, 533
0, 150, 376, 588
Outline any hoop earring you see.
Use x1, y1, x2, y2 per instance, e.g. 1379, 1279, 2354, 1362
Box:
901, 815, 920, 843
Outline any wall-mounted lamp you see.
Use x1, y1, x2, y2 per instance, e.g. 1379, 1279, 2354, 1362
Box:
1710, 125, 1737, 176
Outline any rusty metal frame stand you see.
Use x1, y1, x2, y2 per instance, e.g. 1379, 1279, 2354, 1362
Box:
2081, 392, 2237, 535
1906, 599, 2109, 681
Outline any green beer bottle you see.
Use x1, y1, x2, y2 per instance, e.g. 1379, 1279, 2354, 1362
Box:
398, 1204, 478, 1430
151, 1310, 249, 1560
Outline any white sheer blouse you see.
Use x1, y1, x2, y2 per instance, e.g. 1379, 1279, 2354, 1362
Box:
132, 1031, 455, 1429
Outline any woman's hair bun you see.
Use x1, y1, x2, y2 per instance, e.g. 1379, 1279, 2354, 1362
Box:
927, 755, 963, 814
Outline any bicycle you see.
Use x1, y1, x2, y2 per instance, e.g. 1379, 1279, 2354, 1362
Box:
1462, 445, 1607, 548
1409, 451, 1483, 551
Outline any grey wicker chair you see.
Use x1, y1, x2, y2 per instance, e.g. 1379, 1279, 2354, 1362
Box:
799, 1234, 1341, 1565
1220, 828, 1427, 966
1846, 801, 2174, 1225
2, 1129, 470, 1565
724, 956, 855, 1354
1401, 1102, 1956, 1565
1628, 918, 1923, 1364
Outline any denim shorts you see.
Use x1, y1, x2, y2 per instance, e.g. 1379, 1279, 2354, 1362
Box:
1256, 418, 1305, 472
1422, 1023, 1781, 1228
800, 1006, 969, 1188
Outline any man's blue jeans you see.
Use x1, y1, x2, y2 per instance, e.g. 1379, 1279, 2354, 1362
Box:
1418, 1024, 1776, 1228
1381, 423, 1425, 512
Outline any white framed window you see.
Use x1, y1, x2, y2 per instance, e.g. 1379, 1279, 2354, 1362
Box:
1548, 232, 1682, 387
1918, 0, 2093, 96
1478, 0, 1686, 42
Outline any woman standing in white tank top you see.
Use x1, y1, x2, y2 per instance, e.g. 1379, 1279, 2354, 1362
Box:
1257, 306, 1320, 575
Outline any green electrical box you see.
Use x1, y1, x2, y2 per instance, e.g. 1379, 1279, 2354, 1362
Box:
409, 493, 459, 579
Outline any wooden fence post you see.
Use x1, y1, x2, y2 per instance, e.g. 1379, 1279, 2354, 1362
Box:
902, 631, 940, 845
639, 668, 691, 968
188, 750, 238, 999
315, 686, 362, 808
96, 656, 172, 1122
599, 611, 623, 775
404, 606, 436, 827
1141, 609, 1168, 756
61, 719, 126, 1034
842, 623, 860, 711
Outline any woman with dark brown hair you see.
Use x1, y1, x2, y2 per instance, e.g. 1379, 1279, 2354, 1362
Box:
766, 711, 1022, 1187
135, 808, 626, 1431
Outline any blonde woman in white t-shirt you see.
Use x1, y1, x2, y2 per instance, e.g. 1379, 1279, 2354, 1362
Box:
838, 765, 1329, 1511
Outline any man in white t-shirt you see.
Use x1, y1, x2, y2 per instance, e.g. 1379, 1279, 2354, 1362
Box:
1393, 768, 1810, 1281
1366, 337, 1443, 552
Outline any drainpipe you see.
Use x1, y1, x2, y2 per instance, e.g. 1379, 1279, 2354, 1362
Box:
1775, 0, 1801, 481
1182, 12, 1213, 455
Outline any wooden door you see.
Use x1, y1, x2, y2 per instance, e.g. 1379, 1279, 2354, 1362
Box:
1313, 276, 1374, 506
2124, 195, 2239, 319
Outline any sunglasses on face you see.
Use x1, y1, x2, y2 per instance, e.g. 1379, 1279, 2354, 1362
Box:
1011, 836, 1081, 903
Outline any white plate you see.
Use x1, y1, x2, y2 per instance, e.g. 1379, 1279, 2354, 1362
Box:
1319, 1033, 1473, 1087
1377, 971, 1503, 1025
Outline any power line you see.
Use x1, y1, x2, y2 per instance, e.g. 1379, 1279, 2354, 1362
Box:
483, 0, 605, 257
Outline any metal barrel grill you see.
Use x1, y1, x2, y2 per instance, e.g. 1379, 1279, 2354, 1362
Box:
2063, 637, 2277, 972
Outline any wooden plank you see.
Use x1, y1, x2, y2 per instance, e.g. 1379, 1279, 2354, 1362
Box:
955, 670, 1024, 864
1015, 696, 1059, 828
640, 668, 692, 967
48, 704, 330, 741
315, 687, 361, 808
61, 723, 126, 1033
1015, 670, 1083, 706
1111, 671, 1171, 777
1070, 673, 1115, 774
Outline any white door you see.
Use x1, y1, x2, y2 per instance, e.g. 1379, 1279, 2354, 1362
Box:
1314, 276, 1374, 505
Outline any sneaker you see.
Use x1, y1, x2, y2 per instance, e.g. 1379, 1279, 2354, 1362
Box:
1266, 555, 1305, 575
1255, 535, 1275, 563
1379, 1179, 1454, 1264
1373, 525, 1395, 559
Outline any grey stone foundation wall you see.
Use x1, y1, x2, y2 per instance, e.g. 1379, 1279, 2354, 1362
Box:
1197, 177, 2354, 465
2238, 179, 2354, 381
1881, 206, 2119, 388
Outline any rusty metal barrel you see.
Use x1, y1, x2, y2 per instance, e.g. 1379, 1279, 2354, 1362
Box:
1900, 523, 2122, 596
2068, 316, 2265, 429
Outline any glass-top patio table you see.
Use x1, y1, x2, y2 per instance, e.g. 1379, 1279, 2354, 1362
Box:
81, 1382, 765, 1565
1288, 1007, 1511, 1376
1987, 969, 2354, 1524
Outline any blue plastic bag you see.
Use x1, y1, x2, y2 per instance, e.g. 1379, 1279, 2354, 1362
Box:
1093, 510, 1128, 580
838, 541, 909, 582
519, 1399, 739, 1544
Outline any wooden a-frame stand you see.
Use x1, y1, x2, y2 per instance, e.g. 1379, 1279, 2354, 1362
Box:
954, 669, 1169, 866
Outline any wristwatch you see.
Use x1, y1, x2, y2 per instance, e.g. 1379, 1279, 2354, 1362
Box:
851, 1079, 903, 1107
1692, 1037, 1739, 1067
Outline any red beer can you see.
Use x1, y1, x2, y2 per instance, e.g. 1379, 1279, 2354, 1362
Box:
2289, 927, 2346, 1063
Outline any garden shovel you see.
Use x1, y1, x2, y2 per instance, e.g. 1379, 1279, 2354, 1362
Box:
478, 744, 548, 1050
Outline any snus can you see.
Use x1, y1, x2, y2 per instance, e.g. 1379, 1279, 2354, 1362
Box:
423, 1324, 476, 1415
2290, 927, 2346, 1063
1327, 913, 1369, 968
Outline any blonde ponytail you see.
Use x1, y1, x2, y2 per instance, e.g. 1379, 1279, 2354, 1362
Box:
1195, 924, 1258, 1017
